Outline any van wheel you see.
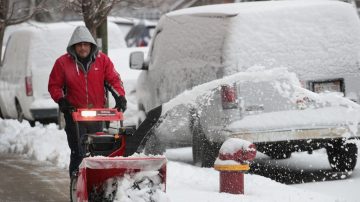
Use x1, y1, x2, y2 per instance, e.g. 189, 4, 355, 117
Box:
0, 107, 3, 119
326, 140, 358, 172
15, 101, 24, 123
29, 121, 35, 127
191, 114, 219, 167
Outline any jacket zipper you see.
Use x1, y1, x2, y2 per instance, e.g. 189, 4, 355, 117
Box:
85, 73, 89, 107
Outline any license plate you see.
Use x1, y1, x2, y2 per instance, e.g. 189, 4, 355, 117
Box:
309, 78, 344, 93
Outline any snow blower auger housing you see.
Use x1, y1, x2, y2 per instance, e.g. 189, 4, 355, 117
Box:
70, 108, 167, 202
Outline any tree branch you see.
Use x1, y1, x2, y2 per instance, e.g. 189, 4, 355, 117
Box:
6, 0, 48, 26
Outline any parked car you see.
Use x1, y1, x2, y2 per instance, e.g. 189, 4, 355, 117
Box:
0, 21, 126, 125
152, 68, 359, 171
129, 1, 360, 169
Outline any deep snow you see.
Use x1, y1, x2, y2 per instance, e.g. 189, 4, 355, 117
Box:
0, 119, 359, 201
1, 1, 360, 201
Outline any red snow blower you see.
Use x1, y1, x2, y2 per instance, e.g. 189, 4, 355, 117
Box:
69, 108, 167, 202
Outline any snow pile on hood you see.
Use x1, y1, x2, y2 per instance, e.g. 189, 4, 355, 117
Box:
227, 106, 360, 133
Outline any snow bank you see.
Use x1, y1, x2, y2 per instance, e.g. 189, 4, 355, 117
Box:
0, 118, 355, 201
166, 161, 343, 202
0, 119, 69, 168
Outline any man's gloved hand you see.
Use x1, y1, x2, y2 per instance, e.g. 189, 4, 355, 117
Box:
58, 98, 75, 113
115, 95, 127, 112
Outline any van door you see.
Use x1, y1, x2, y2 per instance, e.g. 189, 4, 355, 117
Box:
0, 31, 30, 119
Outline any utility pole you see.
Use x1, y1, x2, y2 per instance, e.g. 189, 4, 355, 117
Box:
97, 18, 109, 110
97, 18, 108, 55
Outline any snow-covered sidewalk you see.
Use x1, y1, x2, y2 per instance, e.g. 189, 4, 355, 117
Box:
1, 119, 358, 201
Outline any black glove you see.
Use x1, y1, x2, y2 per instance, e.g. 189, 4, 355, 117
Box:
115, 95, 127, 112
58, 98, 75, 113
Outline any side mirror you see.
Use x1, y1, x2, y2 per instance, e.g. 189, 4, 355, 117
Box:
129, 51, 147, 70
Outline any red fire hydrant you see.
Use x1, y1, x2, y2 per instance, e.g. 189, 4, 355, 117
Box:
214, 138, 256, 194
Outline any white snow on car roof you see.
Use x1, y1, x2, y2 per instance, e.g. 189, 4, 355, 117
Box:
167, 0, 349, 17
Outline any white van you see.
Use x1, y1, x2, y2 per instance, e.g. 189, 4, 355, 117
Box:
0, 21, 126, 124
130, 1, 360, 168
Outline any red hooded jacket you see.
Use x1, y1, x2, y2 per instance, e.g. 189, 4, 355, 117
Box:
48, 52, 125, 109
49, 26, 125, 109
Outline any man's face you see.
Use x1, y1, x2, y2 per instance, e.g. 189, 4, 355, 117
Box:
75, 42, 91, 58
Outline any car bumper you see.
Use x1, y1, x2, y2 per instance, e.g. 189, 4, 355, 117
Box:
30, 108, 58, 120
228, 127, 352, 143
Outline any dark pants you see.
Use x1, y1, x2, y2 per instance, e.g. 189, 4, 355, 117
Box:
64, 112, 103, 177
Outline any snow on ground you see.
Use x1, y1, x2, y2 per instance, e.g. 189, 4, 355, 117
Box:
0, 66, 360, 201
0, 119, 359, 202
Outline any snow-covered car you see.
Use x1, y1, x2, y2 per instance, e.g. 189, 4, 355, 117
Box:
155, 68, 360, 172
129, 1, 360, 170
0, 21, 126, 125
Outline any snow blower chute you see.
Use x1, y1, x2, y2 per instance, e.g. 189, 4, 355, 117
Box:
70, 108, 167, 202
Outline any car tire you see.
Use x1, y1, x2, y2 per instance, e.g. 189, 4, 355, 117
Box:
326, 140, 358, 172
15, 101, 24, 123
191, 112, 219, 167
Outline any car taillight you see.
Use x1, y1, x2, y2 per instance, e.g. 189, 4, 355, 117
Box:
221, 84, 238, 109
25, 76, 33, 96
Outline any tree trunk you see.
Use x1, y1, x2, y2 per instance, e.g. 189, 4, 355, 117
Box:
82, 0, 97, 38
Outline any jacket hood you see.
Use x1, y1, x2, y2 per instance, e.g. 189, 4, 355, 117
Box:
67, 26, 98, 59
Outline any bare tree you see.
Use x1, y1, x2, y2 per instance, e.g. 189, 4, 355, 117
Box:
0, 0, 47, 63
64, 0, 167, 38
64, 0, 117, 38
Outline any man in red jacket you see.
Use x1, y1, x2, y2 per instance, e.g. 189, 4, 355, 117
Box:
48, 26, 126, 177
